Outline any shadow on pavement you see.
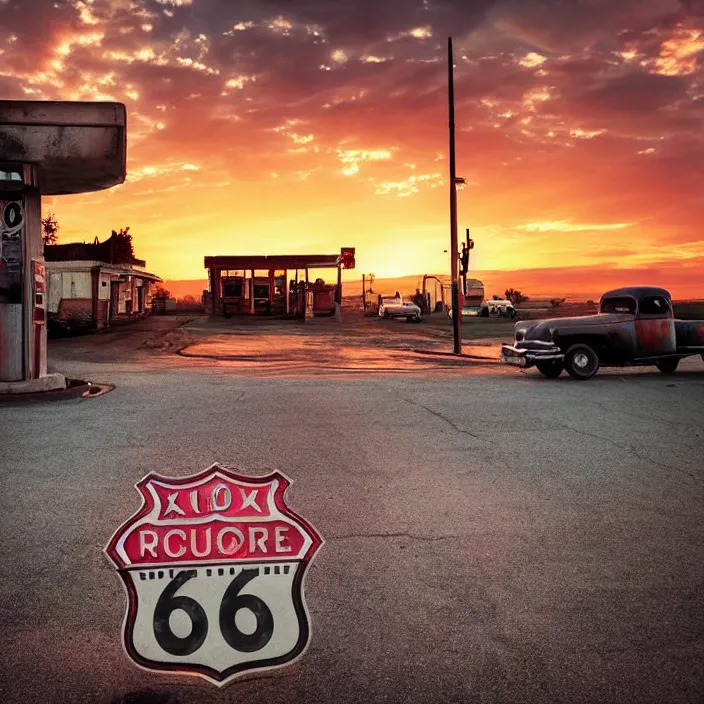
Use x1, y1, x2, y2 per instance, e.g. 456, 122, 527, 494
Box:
111, 690, 181, 704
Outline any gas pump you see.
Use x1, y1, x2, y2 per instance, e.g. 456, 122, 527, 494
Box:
32, 259, 47, 376
0, 163, 46, 382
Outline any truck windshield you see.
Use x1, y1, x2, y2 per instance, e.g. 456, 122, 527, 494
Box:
600, 297, 636, 314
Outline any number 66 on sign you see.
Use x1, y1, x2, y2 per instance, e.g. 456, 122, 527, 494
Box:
104, 465, 323, 686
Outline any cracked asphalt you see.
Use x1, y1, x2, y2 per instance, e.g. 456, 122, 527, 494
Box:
1, 318, 704, 704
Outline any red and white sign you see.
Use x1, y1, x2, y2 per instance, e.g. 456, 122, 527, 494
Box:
105, 464, 323, 686
32, 259, 46, 318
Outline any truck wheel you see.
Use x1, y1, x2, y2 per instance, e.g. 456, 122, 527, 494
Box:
536, 360, 564, 378
564, 344, 599, 380
656, 358, 679, 374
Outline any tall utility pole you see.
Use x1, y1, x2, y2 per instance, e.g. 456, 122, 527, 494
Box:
448, 37, 461, 354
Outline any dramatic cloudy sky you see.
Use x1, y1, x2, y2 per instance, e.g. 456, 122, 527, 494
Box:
1, 0, 703, 295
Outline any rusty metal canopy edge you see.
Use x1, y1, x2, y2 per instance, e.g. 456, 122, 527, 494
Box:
204, 255, 341, 270
0, 100, 127, 195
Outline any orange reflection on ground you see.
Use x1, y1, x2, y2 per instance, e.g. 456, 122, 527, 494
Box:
179, 328, 502, 377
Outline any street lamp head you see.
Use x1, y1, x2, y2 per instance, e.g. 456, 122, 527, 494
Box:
453, 176, 466, 185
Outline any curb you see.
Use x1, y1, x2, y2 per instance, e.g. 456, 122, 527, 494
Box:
411, 348, 499, 363
0, 373, 67, 395
0, 379, 115, 404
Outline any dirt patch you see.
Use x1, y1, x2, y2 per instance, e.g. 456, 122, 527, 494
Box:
177, 331, 504, 376
141, 326, 194, 353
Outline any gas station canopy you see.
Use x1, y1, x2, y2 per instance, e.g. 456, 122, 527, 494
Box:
204, 253, 349, 318
0, 100, 126, 195
204, 254, 342, 270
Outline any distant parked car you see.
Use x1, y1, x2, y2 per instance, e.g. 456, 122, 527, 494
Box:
448, 302, 485, 318
378, 296, 422, 322
486, 299, 516, 318
448, 299, 516, 319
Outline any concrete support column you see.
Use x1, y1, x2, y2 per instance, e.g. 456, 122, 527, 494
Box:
213, 267, 222, 316
250, 270, 255, 314
91, 266, 100, 329
268, 269, 275, 314
24, 185, 47, 380
304, 268, 312, 321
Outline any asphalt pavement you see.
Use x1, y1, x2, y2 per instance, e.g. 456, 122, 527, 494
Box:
1, 320, 703, 704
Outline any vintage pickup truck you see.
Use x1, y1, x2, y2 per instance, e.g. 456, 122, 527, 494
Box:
501, 286, 704, 380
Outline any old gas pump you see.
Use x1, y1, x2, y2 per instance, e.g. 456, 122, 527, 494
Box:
0, 163, 46, 383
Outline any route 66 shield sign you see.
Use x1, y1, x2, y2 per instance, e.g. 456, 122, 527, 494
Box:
104, 464, 323, 686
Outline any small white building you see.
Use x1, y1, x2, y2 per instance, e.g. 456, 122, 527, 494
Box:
45, 233, 161, 331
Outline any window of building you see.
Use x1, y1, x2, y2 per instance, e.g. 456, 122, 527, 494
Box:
223, 281, 243, 297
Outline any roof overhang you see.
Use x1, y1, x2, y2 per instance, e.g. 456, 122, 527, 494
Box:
45, 260, 161, 282
204, 254, 341, 270
45, 260, 105, 271
134, 271, 162, 282
0, 100, 127, 195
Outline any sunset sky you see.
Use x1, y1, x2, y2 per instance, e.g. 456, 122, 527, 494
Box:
1, 0, 703, 297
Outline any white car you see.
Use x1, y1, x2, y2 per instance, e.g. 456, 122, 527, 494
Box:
378, 296, 422, 322
486, 299, 516, 318
448, 299, 516, 319
448, 303, 485, 318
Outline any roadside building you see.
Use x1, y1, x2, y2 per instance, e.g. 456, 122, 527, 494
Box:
45, 231, 161, 331
204, 249, 355, 318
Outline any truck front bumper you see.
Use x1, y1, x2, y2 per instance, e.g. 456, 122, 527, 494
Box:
500, 341, 564, 368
